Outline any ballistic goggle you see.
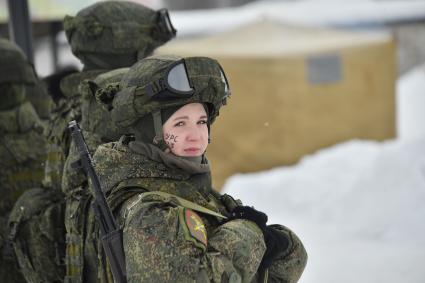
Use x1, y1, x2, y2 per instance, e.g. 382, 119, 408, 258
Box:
156, 9, 176, 40
144, 58, 230, 100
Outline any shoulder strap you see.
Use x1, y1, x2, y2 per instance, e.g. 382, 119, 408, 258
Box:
139, 191, 227, 219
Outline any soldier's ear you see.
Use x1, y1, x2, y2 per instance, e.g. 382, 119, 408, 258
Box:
94, 82, 120, 111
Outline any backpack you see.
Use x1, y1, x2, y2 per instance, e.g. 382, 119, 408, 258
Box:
8, 188, 66, 283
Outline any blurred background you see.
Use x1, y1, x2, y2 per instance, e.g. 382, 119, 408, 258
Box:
1, 0, 425, 282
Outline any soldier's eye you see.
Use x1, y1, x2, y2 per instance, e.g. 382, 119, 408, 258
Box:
174, 121, 185, 127
198, 120, 207, 125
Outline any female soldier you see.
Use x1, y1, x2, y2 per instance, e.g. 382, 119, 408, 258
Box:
92, 55, 307, 282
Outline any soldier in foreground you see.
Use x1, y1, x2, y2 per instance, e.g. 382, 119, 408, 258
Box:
83, 55, 307, 282
0, 38, 46, 283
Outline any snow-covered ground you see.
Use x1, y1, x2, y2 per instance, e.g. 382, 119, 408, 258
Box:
223, 65, 425, 282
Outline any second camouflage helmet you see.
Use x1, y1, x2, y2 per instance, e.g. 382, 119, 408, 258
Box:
63, 1, 176, 67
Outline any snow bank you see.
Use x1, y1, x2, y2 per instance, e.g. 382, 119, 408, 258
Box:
397, 64, 425, 141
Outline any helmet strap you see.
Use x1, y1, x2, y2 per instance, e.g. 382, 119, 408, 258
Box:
152, 110, 168, 150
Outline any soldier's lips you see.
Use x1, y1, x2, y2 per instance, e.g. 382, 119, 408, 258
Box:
184, 148, 201, 155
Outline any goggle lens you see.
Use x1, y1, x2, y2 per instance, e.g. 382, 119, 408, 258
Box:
167, 63, 193, 93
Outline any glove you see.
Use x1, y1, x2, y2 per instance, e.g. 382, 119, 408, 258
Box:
228, 205, 268, 230
260, 226, 290, 269
227, 206, 290, 269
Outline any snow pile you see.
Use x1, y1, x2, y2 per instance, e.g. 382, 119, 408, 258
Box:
223, 65, 425, 282
397, 64, 425, 141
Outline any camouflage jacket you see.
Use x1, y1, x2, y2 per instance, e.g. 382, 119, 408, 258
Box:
84, 138, 307, 283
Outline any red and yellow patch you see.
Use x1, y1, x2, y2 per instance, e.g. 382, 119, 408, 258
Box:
180, 208, 208, 246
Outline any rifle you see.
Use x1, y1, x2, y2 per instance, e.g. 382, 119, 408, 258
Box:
68, 120, 127, 283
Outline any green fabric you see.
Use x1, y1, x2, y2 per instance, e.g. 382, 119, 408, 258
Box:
0, 102, 46, 213
110, 55, 230, 128
0, 38, 37, 85
89, 141, 265, 283
8, 188, 66, 283
63, 137, 307, 283
0, 84, 26, 111
0, 100, 47, 283
132, 191, 226, 219
0, 215, 26, 283
0, 101, 43, 133
266, 225, 308, 283
26, 82, 53, 120
80, 68, 129, 142
44, 70, 103, 191
63, 1, 175, 69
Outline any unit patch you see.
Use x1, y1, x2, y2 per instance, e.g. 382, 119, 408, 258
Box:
179, 208, 208, 247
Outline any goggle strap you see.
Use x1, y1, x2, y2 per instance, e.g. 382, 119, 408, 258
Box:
145, 79, 166, 97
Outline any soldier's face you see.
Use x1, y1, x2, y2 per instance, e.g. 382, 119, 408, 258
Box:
162, 103, 209, 157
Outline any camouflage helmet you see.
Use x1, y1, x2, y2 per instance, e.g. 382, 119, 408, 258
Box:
109, 55, 231, 146
0, 38, 37, 85
63, 1, 176, 69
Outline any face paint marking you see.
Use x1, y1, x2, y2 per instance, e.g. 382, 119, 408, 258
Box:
164, 133, 178, 149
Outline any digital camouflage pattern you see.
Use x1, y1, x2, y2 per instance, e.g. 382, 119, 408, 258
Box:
63, 1, 176, 69
0, 102, 46, 283
47, 0, 175, 192
266, 225, 308, 283
57, 3, 175, 282
111, 55, 230, 128
44, 70, 104, 191
0, 101, 46, 215
0, 38, 52, 120
76, 55, 307, 282
8, 188, 65, 283
61, 68, 130, 283
86, 138, 307, 283
0, 39, 46, 283
7, 2, 175, 282
93, 140, 266, 283
26, 82, 54, 121
11, 52, 103, 283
